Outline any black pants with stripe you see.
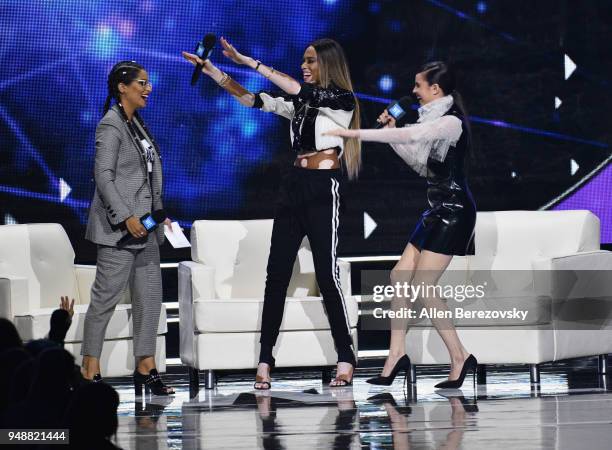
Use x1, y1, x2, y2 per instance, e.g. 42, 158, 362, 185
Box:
259, 167, 355, 366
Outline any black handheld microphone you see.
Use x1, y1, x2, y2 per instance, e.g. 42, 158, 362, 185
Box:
191, 33, 217, 85
116, 210, 167, 248
375, 96, 413, 128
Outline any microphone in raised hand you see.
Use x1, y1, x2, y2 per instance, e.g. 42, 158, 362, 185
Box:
191, 33, 216, 85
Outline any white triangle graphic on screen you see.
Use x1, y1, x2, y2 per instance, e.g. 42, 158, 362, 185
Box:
364, 212, 377, 239
59, 178, 72, 202
4, 214, 17, 225
564, 54, 576, 80
570, 159, 579, 176
555, 96, 562, 109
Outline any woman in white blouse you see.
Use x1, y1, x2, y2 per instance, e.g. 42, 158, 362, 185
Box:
325, 61, 477, 389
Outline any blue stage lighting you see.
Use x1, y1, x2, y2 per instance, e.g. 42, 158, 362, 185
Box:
378, 75, 394, 93
91, 25, 121, 58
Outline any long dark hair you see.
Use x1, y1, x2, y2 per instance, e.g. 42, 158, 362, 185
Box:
419, 61, 472, 146
102, 60, 145, 115
309, 38, 361, 180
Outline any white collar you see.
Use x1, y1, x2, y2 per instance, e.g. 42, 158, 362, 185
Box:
417, 95, 454, 123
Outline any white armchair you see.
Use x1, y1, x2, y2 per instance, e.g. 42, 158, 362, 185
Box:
0, 223, 167, 377
178, 219, 359, 393
404, 210, 612, 383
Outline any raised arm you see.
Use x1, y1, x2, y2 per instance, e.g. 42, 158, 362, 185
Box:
219, 37, 302, 95
223, 35, 355, 112
182, 51, 256, 107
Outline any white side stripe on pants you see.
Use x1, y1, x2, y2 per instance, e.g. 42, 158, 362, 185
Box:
330, 178, 353, 346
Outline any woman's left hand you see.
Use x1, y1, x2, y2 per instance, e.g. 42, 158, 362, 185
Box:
60, 296, 75, 318
220, 37, 252, 66
163, 218, 173, 231
323, 128, 359, 138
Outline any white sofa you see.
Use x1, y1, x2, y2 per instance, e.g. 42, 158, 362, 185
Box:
0, 223, 167, 377
403, 210, 612, 383
178, 219, 359, 393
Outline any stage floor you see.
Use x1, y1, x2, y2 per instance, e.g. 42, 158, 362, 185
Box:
109, 362, 612, 449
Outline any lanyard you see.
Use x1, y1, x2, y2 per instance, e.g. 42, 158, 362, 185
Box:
126, 119, 154, 173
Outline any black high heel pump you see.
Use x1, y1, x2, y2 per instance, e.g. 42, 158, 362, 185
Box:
366, 355, 412, 386
434, 355, 478, 389
133, 368, 175, 396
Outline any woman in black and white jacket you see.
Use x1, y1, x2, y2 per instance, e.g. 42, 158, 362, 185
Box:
183, 37, 361, 388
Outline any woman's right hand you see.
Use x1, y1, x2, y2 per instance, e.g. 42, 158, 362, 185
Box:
181, 51, 219, 77
126, 216, 147, 239
377, 109, 396, 128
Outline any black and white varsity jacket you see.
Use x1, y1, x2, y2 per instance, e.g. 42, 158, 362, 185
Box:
252, 82, 355, 156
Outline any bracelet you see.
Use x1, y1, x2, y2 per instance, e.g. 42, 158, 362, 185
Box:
254, 60, 261, 71
217, 72, 230, 86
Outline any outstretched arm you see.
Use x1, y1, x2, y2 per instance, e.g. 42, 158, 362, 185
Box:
182, 51, 256, 106
219, 37, 302, 95
323, 116, 462, 144
323, 116, 463, 176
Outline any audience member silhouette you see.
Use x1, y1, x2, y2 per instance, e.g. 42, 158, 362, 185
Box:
65, 382, 122, 450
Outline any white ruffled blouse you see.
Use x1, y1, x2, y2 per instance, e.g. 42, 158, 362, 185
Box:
358, 95, 463, 176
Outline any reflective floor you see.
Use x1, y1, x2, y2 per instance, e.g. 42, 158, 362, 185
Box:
110, 362, 612, 449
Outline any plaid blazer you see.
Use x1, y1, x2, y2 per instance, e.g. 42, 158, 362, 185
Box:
85, 105, 165, 248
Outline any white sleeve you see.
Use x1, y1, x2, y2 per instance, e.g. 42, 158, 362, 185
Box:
257, 92, 295, 120
359, 116, 463, 176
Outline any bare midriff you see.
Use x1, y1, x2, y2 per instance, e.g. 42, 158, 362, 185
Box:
294, 148, 340, 169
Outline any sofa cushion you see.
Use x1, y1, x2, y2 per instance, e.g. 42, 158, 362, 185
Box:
190, 220, 318, 299
193, 296, 359, 333
14, 303, 168, 342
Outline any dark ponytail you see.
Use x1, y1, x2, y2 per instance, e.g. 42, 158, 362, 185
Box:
103, 94, 113, 115
419, 61, 472, 147
102, 60, 145, 116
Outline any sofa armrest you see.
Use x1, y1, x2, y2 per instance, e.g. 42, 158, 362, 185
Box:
338, 259, 352, 297
532, 251, 612, 300
533, 250, 612, 271
0, 276, 30, 320
74, 264, 97, 305
178, 261, 216, 367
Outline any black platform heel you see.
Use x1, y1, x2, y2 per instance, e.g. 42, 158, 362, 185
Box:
434, 355, 478, 389
366, 355, 412, 386
133, 368, 175, 396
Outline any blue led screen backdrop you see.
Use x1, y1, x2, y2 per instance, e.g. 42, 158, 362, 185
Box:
0, 0, 610, 261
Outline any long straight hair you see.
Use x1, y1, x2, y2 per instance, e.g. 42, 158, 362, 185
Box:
310, 38, 361, 180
